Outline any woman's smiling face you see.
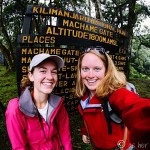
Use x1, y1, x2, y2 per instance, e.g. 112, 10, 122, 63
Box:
28, 60, 58, 95
81, 53, 106, 96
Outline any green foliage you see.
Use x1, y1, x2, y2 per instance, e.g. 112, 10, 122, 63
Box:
0, 65, 18, 105
0, 65, 17, 150
49, 0, 87, 13
129, 78, 150, 98
70, 113, 91, 150
131, 37, 150, 77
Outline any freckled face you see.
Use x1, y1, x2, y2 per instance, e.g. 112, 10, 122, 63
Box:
28, 61, 58, 95
81, 53, 106, 96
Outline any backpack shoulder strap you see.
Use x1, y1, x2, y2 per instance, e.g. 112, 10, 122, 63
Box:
102, 82, 137, 134
102, 97, 124, 134
107, 101, 123, 124
102, 97, 113, 134
126, 82, 137, 94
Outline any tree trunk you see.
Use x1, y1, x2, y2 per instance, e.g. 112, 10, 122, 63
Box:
0, 18, 16, 71
91, 0, 104, 20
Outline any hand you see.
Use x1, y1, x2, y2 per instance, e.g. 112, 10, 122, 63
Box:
82, 135, 90, 144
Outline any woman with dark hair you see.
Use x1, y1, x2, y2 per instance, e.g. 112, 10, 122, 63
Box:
6, 53, 72, 150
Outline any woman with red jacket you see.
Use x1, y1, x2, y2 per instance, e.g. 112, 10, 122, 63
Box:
5, 53, 72, 150
75, 47, 150, 150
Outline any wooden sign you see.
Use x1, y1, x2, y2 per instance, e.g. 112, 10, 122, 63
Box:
16, 5, 129, 113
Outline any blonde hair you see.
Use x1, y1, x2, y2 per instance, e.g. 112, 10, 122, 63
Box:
75, 50, 127, 98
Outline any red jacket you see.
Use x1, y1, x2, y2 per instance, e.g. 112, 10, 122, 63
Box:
78, 92, 130, 149
109, 88, 150, 150
5, 87, 72, 150
78, 88, 150, 150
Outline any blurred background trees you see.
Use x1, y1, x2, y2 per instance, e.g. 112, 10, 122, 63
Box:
0, 0, 150, 77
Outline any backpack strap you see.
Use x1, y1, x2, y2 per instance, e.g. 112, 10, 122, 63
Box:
102, 97, 113, 134
107, 101, 124, 125
102, 97, 124, 134
126, 82, 137, 94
